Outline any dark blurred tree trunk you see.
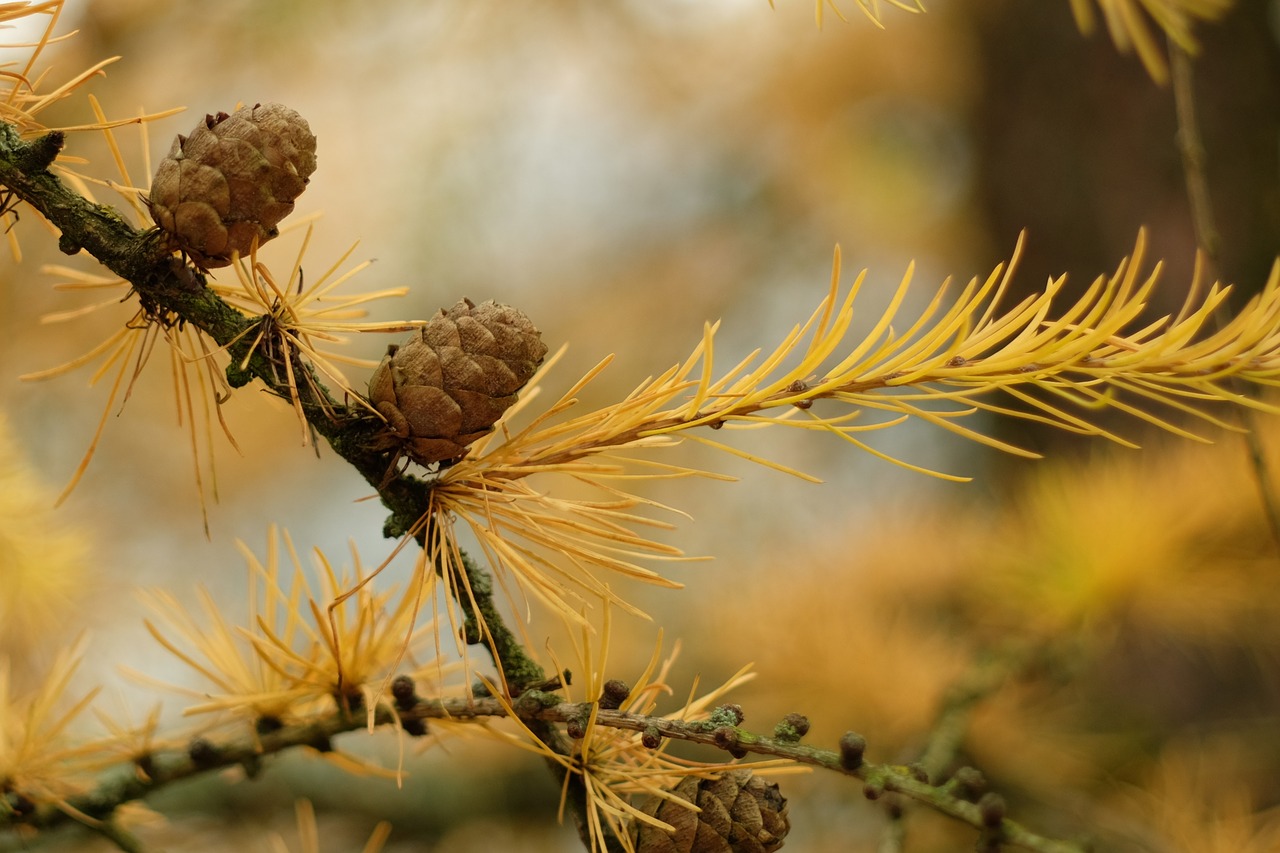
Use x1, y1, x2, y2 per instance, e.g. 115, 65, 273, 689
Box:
966, 0, 1280, 458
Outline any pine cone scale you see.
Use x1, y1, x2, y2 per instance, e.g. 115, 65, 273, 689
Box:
396, 385, 462, 437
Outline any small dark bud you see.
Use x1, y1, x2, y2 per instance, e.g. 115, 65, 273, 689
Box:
188, 738, 219, 768
562, 668, 573, 687
883, 798, 904, 820
950, 766, 987, 801
641, 725, 663, 749
710, 703, 745, 726
784, 712, 809, 736
863, 781, 884, 800
908, 762, 930, 784
599, 679, 630, 710
566, 716, 588, 739
402, 717, 428, 738
978, 792, 1006, 828
254, 715, 284, 735
713, 725, 740, 751
391, 675, 419, 711
773, 712, 810, 742
839, 731, 867, 770
711, 726, 748, 758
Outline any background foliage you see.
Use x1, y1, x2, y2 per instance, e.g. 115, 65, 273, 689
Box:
0, 1, 1278, 851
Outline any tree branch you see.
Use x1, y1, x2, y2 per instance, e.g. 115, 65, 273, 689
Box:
2, 693, 1086, 853
0, 119, 543, 688
0, 119, 1083, 853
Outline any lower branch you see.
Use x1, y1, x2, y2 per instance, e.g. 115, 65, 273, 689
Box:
916, 642, 1043, 783
3, 692, 1086, 853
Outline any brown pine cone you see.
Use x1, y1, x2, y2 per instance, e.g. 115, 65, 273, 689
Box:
368, 298, 547, 466
148, 102, 316, 269
635, 770, 790, 853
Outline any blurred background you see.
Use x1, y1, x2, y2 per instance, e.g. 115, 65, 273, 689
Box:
1, 1, 1279, 850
